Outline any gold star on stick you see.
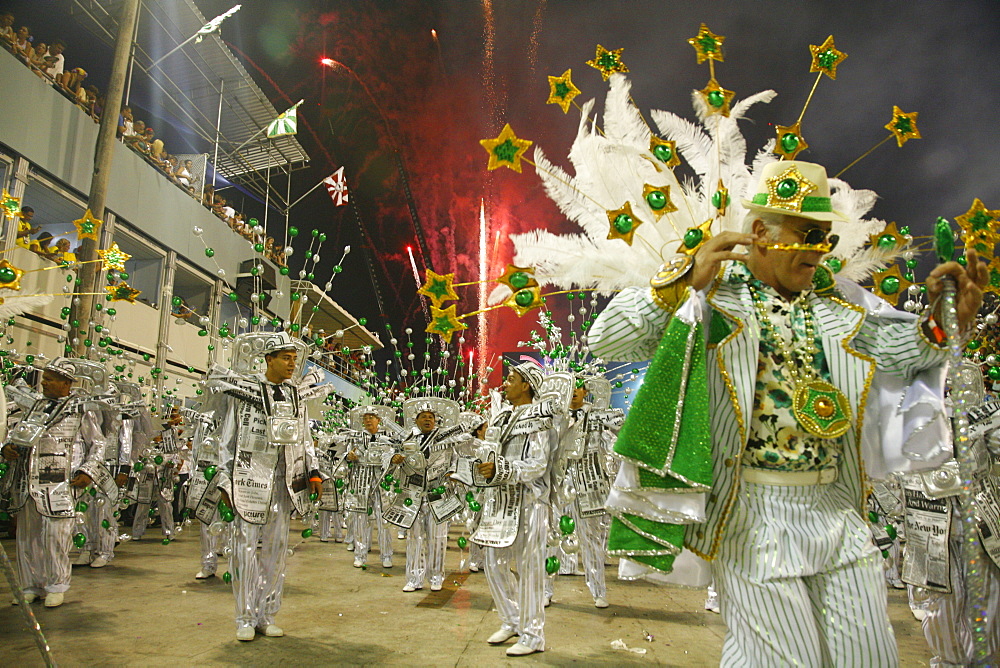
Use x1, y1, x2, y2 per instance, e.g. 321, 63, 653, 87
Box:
678, 219, 714, 256
699, 79, 735, 117
885, 106, 920, 147
502, 285, 544, 317
984, 258, 1000, 294
480, 124, 533, 173
641, 184, 678, 220
0, 189, 22, 219
774, 122, 809, 160
955, 199, 999, 242
809, 36, 847, 80
546, 69, 582, 113
869, 222, 908, 251
606, 202, 644, 245
426, 304, 467, 344
873, 265, 912, 306
586, 45, 629, 80
0, 259, 25, 291
73, 208, 104, 241
712, 179, 731, 216
649, 137, 681, 168
105, 282, 141, 303
418, 269, 460, 308
496, 264, 539, 292
688, 24, 725, 64
98, 242, 132, 272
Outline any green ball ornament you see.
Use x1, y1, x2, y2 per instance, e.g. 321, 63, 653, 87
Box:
885, 524, 898, 541
154, 455, 164, 465
254, 243, 264, 252
133, 461, 144, 472
545, 556, 560, 575
172, 296, 182, 306
89, 486, 97, 497
288, 226, 299, 237
559, 514, 575, 535
403, 497, 413, 507
222, 511, 235, 523
457, 536, 468, 549
468, 501, 482, 512
223, 571, 233, 583
72, 532, 88, 549
335, 479, 345, 490
204, 248, 215, 258
101, 519, 111, 529
162, 537, 171, 545
76, 501, 89, 513
309, 492, 318, 501
279, 267, 290, 276
204, 465, 217, 481
868, 510, 879, 523
301, 528, 312, 538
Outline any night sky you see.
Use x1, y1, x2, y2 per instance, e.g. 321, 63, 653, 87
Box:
8, 0, 1000, 387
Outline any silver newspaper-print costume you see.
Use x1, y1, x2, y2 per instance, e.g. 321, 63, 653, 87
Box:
2, 359, 108, 597
179, 405, 224, 576
130, 424, 179, 540
205, 331, 322, 631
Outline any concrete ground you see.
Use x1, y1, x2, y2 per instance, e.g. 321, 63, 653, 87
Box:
2, 520, 933, 667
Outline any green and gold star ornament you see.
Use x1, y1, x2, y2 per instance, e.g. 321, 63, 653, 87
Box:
762, 164, 818, 213
699, 78, 735, 117
480, 124, 533, 173
809, 35, 847, 80
105, 281, 141, 303
585, 45, 629, 81
688, 24, 725, 64
711, 179, 731, 216
649, 137, 681, 169
606, 201, 644, 245
426, 304, 467, 344
774, 121, 809, 160
98, 242, 132, 272
0, 259, 25, 291
872, 264, 912, 306
503, 285, 544, 317
73, 208, 104, 241
497, 264, 538, 292
985, 258, 1000, 294
869, 222, 908, 252
418, 269, 460, 308
641, 184, 678, 220
546, 69, 581, 113
885, 106, 920, 147
0, 189, 21, 219
793, 380, 852, 439
678, 218, 714, 256
955, 199, 1000, 248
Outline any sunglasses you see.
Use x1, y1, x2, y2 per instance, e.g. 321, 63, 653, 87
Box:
755, 226, 839, 253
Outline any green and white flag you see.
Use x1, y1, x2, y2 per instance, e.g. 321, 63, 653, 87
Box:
266, 100, 303, 139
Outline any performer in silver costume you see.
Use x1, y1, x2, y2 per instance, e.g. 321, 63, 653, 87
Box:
341, 405, 398, 568
385, 397, 465, 592
129, 410, 181, 541
474, 362, 558, 657
179, 404, 223, 580
315, 424, 347, 544
1, 357, 108, 608
205, 331, 324, 641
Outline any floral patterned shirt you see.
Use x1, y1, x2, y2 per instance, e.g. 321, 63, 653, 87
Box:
735, 265, 843, 471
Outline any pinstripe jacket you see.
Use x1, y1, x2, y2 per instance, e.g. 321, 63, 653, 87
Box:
589, 262, 949, 560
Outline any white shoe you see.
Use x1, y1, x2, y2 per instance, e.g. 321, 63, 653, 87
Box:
346, 543, 355, 552
594, 596, 609, 608
382, 557, 393, 568
704, 593, 720, 614
12, 593, 38, 605
334, 537, 344, 543
89, 556, 110, 568
543, 595, 552, 608
912, 608, 928, 622
319, 537, 330, 543
397, 531, 405, 540
487, 627, 517, 644
430, 582, 442, 591
506, 643, 540, 656
74, 551, 91, 566
353, 558, 365, 568
195, 570, 215, 579
44, 592, 64, 608
258, 624, 283, 637
469, 564, 480, 573
402, 583, 421, 592
236, 626, 255, 641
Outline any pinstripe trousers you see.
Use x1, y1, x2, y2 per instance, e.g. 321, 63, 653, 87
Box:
711, 480, 898, 667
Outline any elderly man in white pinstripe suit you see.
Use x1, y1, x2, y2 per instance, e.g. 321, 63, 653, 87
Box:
590, 161, 987, 667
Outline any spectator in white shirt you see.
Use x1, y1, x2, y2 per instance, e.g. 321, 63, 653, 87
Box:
44, 39, 66, 79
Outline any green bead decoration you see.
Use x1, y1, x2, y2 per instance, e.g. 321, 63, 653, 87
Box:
707, 90, 725, 108
223, 571, 233, 583
613, 214, 633, 234
780, 132, 800, 153
514, 290, 534, 307
775, 178, 799, 199
457, 536, 468, 549
559, 514, 575, 535
652, 144, 673, 163
509, 271, 530, 289
646, 190, 666, 210
880, 276, 901, 295
73, 533, 87, 548
301, 528, 312, 538
545, 556, 560, 574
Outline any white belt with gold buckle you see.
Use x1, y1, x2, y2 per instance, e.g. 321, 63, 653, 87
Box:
742, 467, 838, 486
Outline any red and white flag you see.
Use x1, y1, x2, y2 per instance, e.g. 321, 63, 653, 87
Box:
323, 166, 349, 206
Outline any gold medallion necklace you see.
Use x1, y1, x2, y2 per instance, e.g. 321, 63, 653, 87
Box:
747, 282, 852, 439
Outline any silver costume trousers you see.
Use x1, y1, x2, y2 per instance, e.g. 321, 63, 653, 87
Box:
484, 502, 548, 652
923, 535, 1000, 667
318, 510, 345, 541
17, 502, 73, 595
404, 504, 446, 588
132, 483, 175, 539
469, 539, 483, 569
229, 468, 292, 630
712, 481, 898, 668
199, 511, 221, 575
575, 509, 608, 599
353, 493, 393, 561
83, 497, 117, 560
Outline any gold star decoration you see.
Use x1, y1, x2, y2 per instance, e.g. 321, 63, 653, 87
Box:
885, 106, 921, 147
688, 24, 725, 64
649, 137, 681, 169
503, 285, 544, 317
480, 124, 533, 173
678, 219, 714, 256
956, 199, 1000, 245
763, 165, 818, 213
774, 121, 809, 160
0, 189, 22, 219
73, 208, 104, 241
985, 257, 1000, 294
546, 69, 582, 113
105, 281, 141, 303
712, 179, 732, 216
809, 35, 847, 80
641, 184, 679, 220
426, 304, 467, 344
698, 78, 735, 117
873, 265, 912, 306
0, 259, 25, 291
417, 269, 460, 308
868, 222, 908, 252
496, 264, 539, 292
585, 45, 629, 81
98, 242, 132, 273
606, 201, 644, 245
